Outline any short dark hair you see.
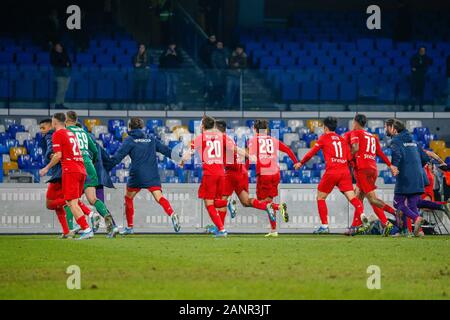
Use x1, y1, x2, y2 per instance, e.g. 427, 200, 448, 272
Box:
323, 116, 338, 132
202, 116, 215, 130
254, 119, 268, 131
385, 118, 395, 127
393, 119, 405, 133
129, 117, 144, 130
75, 122, 83, 128
66, 111, 78, 122
52, 113, 66, 124
39, 118, 52, 125
354, 114, 367, 127
214, 120, 227, 133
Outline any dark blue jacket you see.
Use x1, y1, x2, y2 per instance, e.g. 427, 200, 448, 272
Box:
40, 130, 62, 183
105, 129, 172, 188
391, 130, 430, 195
95, 142, 115, 189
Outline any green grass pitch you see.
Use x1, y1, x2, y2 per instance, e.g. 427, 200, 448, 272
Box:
0, 234, 449, 300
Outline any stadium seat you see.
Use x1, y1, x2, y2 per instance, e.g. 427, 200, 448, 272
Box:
108, 119, 125, 133
20, 118, 37, 131
300, 82, 319, 101
0, 125, 5, 133
84, 119, 101, 132
166, 119, 182, 131
405, 120, 423, 132
306, 120, 322, 132
3, 161, 18, 175
320, 83, 338, 101
15, 132, 31, 145
287, 120, 304, 131
430, 140, 446, 153
283, 133, 299, 146
437, 148, 450, 161
281, 82, 300, 101
188, 120, 202, 134
367, 120, 384, 131
9, 147, 27, 161
92, 125, 108, 139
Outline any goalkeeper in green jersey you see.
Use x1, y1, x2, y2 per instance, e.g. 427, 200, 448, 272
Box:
65, 111, 119, 238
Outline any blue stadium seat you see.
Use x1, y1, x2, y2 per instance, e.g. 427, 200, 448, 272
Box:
76, 53, 95, 65
74, 80, 90, 100
16, 52, 34, 64
377, 82, 396, 102
0, 52, 14, 64
260, 56, 277, 69
147, 119, 163, 131
339, 82, 357, 102
320, 83, 338, 101
108, 119, 125, 133
13, 79, 34, 99
358, 77, 377, 98
300, 82, 319, 101
269, 120, 285, 130
96, 80, 115, 99
281, 82, 300, 101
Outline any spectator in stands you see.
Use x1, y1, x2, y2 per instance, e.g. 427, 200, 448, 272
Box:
225, 44, 247, 108
201, 35, 217, 103
210, 41, 229, 106
410, 46, 432, 111
447, 55, 450, 111
133, 44, 151, 103
159, 42, 183, 108
50, 43, 72, 109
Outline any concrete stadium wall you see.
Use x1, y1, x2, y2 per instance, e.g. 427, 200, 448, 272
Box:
2, 183, 448, 234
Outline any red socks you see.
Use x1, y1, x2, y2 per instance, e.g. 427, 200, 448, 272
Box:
317, 199, 328, 225
382, 204, 395, 214
158, 197, 174, 216
218, 210, 227, 225
206, 205, 224, 231
214, 199, 228, 208
55, 207, 69, 234
372, 204, 388, 225
75, 215, 90, 230
78, 201, 92, 215
124, 196, 134, 228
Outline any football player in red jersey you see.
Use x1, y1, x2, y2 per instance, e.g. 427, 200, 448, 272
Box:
184, 116, 236, 237
346, 114, 399, 235
248, 120, 301, 237
39, 113, 93, 240
214, 120, 285, 235
295, 117, 368, 234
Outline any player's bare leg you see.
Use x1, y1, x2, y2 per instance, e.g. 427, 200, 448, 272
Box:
84, 186, 118, 237
122, 189, 139, 235
314, 191, 330, 234
151, 189, 180, 232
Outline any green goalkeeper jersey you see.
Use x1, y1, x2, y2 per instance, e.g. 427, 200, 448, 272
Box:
66, 125, 98, 163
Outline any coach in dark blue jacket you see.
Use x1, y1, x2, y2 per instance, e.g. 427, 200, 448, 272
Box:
386, 119, 429, 236
39, 121, 62, 183
104, 117, 181, 235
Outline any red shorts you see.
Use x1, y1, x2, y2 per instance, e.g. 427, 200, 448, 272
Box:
62, 172, 86, 201
223, 171, 249, 196
127, 186, 162, 194
46, 181, 64, 201
355, 168, 378, 194
198, 175, 224, 200
256, 173, 280, 200
318, 171, 354, 194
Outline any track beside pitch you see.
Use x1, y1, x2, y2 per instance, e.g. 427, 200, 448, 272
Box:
0, 234, 449, 299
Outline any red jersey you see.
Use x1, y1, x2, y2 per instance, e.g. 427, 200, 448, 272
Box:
300, 132, 350, 174
248, 134, 298, 176
349, 129, 392, 170
52, 128, 86, 174
192, 130, 235, 176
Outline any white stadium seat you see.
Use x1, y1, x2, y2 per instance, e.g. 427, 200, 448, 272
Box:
92, 125, 108, 139
116, 169, 129, 183
367, 120, 384, 131
20, 118, 37, 131
287, 120, 304, 131
235, 126, 251, 139
165, 119, 182, 131
406, 120, 423, 132
283, 133, 299, 146
376, 177, 385, 185
15, 132, 31, 145
122, 156, 131, 169
28, 125, 39, 138
297, 148, 310, 160
314, 126, 324, 136
0, 125, 5, 133
2, 154, 10, 163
